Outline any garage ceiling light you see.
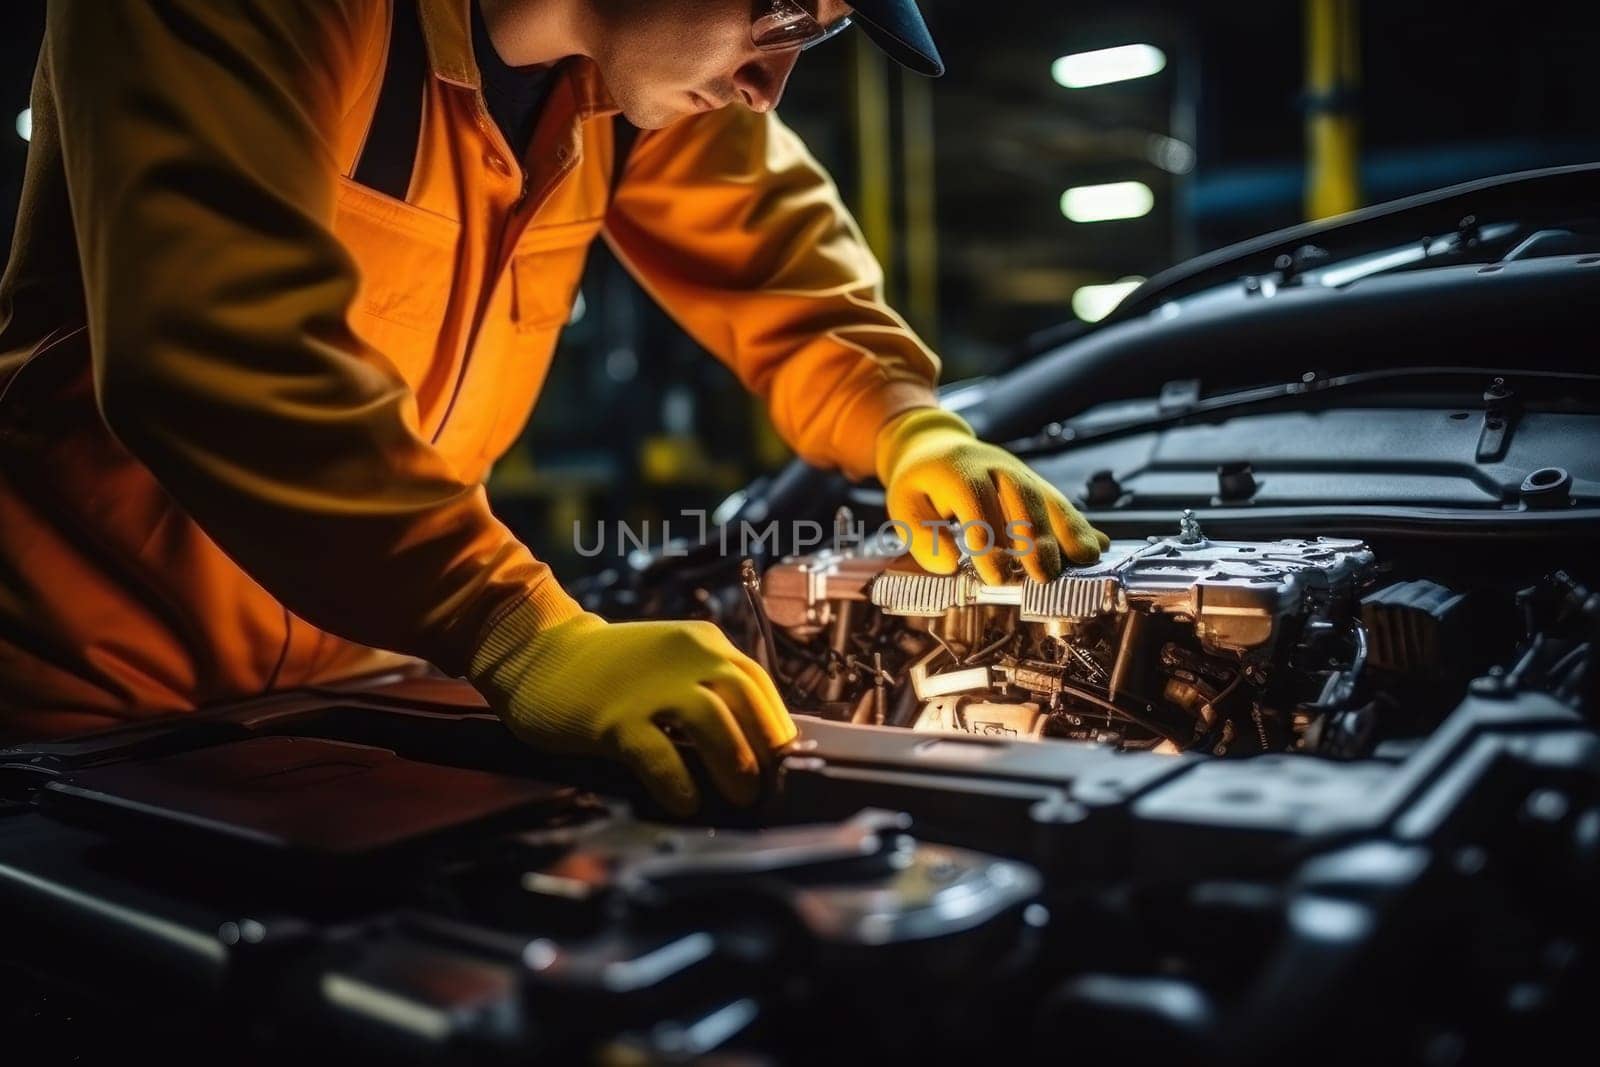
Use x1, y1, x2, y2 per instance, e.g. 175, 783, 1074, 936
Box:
1060, 181, 1154, 223
15, 108, 31, 142
1072, 278, 1145, 323
1052, 44, 1167, 89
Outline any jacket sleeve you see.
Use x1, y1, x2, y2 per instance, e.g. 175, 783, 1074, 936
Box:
602, 105, 941, 481
45, 0, 581, 673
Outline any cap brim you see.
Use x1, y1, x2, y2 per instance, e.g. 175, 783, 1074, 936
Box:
849, 2, 945, 77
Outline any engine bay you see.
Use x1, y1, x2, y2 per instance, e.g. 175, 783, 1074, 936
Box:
744, 511, 1589, 761
4, 165, 1599, 1063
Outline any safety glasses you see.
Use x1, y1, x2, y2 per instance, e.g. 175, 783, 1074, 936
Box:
752, 0, 854, 54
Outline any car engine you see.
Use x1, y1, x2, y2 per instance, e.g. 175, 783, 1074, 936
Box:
744, 510, 1582, 760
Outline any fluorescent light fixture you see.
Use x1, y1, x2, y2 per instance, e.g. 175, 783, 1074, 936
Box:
15, 107, 31, 142
1052, 44, 1166, 89
1072, 277, 1145, 323
1060, 181, 1154, 223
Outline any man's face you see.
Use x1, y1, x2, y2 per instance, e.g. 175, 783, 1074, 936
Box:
590, 0, 854, 129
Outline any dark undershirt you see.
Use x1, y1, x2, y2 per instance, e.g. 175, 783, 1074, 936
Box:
471, 0, 557, 160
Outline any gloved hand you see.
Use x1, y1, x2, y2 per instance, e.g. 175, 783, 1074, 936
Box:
468, 602, 796, 817
876, 407, 1110, 585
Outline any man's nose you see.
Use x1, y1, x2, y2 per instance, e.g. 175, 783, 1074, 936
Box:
733, 50, 800, 113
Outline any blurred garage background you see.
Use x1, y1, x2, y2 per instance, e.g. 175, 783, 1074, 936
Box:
3, 1, 1597, 578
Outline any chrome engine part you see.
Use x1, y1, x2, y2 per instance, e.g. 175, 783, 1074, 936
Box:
753, 513, 1380, 755
869, 518, 1372, 655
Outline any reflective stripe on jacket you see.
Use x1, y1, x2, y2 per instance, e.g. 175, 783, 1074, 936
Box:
0, 0, 939, 736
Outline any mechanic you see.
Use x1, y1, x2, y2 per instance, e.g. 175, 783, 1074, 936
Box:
0, 0, 1108, 813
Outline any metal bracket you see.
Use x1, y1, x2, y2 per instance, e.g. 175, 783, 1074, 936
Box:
1475, 376, 1519, 464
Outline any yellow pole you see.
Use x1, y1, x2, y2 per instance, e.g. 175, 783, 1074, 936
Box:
1305, 0, 1361, 220
852, 34, 895, 295
900, 66, 939, 348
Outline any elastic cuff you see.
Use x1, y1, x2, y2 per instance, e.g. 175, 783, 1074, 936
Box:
872, 406, 975, 485
830, 379, 941, 481
468, 583, 589, 680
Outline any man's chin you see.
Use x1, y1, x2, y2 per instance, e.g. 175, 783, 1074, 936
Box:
621, 107, 687, 130
617, 93, 708, 130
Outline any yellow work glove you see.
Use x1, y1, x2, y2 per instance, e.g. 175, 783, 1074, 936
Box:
875, 407, 1111, 585
468, 602, 796, 817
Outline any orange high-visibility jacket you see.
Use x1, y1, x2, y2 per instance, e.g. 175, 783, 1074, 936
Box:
0, 0, 940, 739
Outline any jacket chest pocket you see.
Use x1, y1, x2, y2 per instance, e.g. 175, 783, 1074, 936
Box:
510, 218, 603, 333
330, 177, 462, 401
468, 218, 604, 475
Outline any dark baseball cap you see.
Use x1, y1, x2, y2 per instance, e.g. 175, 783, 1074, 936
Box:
848, 1, 944, 77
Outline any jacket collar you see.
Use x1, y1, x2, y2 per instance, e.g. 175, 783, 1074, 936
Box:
419, 0, 619, 115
